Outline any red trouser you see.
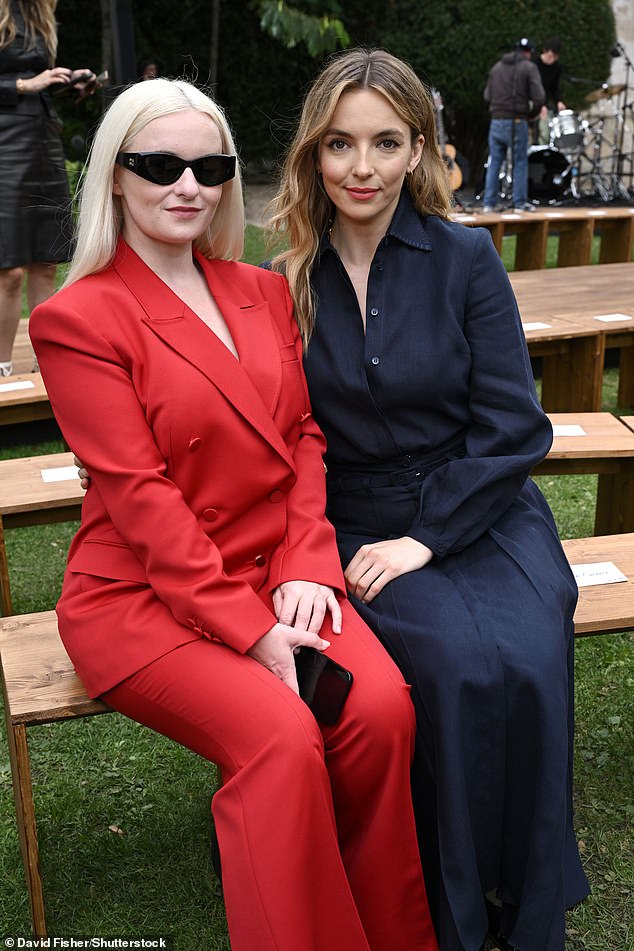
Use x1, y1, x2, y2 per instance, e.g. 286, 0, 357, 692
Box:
102, 600, 438, 951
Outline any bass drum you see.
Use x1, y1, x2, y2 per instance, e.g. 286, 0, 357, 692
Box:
527, 146, 571, 201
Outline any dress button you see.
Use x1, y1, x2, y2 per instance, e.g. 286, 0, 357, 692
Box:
369, 307, 379, 317
202, 507, 218, 522
254, 554, 266, 567
376, 263, 384, 272
371, 356, 380, 366
188, 437, 202, 452
269, 489, 284, 503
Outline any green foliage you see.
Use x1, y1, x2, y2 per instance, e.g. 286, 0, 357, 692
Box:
256, 0, 349, 56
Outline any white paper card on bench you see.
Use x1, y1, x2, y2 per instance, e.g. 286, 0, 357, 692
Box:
552, 424, 587, 437
0, 380, 35, 392
571, 561, 628, 587
594, 313, 632, 322
41, 466, 80, 483
522, 321, 552, 331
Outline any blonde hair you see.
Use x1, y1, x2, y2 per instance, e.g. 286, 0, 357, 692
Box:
0, 0, 58, 62
270, 47, 452, 344
64, 79, 244, 287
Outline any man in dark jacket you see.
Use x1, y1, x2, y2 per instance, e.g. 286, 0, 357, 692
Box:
482, 37, 545, 211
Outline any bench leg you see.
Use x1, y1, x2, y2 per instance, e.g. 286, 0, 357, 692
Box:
4, 711, 47, 936
541, 336, 604, 412
596, 465, 634, 535
0, 517, 13, 616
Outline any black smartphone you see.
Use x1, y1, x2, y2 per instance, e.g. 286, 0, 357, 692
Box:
52, 71, 100, 98
295, 646, 353, 726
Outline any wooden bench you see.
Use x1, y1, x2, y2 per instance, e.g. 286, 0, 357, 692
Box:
1, 610, 110, 937
536, 413, 634, 534
0, 452, 84, 615
561, 533, 634, 634
523, 318, 604, 412
3, 533, 632, 935
0, 373, 53, 427
512, 262, 634, 411
453, 206, 634, 270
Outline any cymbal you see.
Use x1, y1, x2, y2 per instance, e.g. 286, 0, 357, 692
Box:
585, 83, 626, 101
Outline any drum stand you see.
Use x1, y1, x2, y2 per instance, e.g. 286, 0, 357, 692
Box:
576, 108, 631, 202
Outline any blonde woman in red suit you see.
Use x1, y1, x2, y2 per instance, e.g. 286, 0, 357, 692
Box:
29, 79, 438, 951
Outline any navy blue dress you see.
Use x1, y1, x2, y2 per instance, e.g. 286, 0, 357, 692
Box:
303, 190, 590, 951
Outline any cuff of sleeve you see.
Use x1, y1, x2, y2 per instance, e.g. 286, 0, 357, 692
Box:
186, 596, 277, 655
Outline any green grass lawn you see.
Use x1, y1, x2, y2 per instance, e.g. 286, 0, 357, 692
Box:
0, 229, 633, 949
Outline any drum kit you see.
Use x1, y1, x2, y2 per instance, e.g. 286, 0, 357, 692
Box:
527, 80, 633, 204
482, 77, 634, 207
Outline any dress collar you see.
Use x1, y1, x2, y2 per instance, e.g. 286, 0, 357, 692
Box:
317, 187, 432, 259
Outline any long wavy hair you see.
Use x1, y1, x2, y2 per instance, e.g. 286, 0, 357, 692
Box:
270, 48, 452, 344
0, 0, 58, 63
64, 79, 244, 288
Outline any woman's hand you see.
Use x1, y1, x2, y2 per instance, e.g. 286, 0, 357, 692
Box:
70, 69, 97, 102
74, 455, 90, 489
272, 580, 342, 635
21, 66, 72, 94
247, 623, 331, 694
345, 537, 433, 604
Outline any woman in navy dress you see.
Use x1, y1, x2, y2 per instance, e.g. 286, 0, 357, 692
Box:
270, 48, 589, 951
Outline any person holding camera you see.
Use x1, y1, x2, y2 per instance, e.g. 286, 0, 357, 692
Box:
29, 77, 439, 951
0, 0, 95, 375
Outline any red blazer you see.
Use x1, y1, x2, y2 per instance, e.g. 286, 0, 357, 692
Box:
30, 241, 345, 695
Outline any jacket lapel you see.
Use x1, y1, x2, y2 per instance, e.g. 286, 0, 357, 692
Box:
112, 241, 292, 468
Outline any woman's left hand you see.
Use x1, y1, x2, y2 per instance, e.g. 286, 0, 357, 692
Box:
345, 537, 433, 604
272, 581, 342, 635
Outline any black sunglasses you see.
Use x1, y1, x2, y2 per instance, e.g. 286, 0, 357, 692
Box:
115, 151, 236, 187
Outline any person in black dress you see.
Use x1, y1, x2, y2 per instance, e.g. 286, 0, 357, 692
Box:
270, 48, 590, 951
0, 0, 94, 374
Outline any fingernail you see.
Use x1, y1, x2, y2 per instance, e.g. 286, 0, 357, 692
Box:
321, 639, 331, 649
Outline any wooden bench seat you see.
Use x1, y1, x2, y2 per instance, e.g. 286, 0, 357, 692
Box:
3, 534, 632, 934
0, 452, 84, 615
561, 533, 634, 634
0, 373, 53, 427
536, 413, 634, 534
511, 262, 634, 412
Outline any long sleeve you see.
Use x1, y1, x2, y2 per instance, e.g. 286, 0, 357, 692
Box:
405, 229, 552, 558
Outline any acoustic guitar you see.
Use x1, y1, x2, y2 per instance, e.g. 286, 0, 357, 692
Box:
432, 89, 463, 192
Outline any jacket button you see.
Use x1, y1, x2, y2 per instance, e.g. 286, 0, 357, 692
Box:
203, 507, 218, 521
369, 307, 379, 317
188, 437, 202, 452
269, 489, 284, 503
254, 554, 266, 567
